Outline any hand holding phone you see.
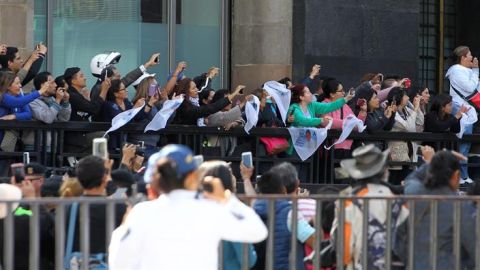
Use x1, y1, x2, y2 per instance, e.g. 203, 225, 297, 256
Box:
241, 152, 253, 168
11, 163, 25, 184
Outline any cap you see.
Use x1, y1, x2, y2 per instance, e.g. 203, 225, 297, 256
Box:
143, 144, 197, 183
132, 73, 156, 87
25, 162, 46, 176
90, 52, 121, 77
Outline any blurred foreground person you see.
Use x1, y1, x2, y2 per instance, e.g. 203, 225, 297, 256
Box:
108, 144, 267, 270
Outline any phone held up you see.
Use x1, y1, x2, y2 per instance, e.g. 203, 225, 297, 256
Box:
92, 138, 109, 160
241, 152, 253, 168
11, 163, 25, 184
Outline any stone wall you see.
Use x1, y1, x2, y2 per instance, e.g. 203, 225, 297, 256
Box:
231, 0, 292, 91
0, 0, 34, 60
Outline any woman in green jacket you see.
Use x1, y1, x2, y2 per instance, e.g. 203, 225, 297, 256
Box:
286, 84, 353, 155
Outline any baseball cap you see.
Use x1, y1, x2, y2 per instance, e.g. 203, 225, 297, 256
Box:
143, 144, 197, 183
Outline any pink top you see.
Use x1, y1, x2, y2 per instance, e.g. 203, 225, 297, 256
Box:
321, 98, 367, 150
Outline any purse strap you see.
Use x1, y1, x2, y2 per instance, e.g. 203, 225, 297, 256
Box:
65, 202, 79, 265
451, 85, 476, 101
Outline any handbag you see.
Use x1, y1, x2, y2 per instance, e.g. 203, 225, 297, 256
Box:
64, 202, 108, 270
451, 85, 480, 111
0, 130, 19, 152
259, 137, 289, 155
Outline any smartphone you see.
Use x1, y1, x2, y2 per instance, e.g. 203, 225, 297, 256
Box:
241, 152, 253, 168
378, 74, 384, 82
348, 88, 355, 96
135, 141, 146, 157
154, 56, 159, 63
148, 84, 157, 97
193, 155, 204, 167
404, 78, 411, 88
11, 163, 25, 184
92, 138, 108, 160
23, 152, 30, 164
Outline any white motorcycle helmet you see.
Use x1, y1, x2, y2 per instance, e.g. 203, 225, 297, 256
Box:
90, 52, 121, 78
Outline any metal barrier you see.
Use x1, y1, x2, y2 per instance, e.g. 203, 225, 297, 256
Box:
1, 194, 480, 270
0, 120, 477, 182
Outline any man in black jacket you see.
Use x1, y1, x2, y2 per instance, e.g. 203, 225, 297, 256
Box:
63, 67, 109, 153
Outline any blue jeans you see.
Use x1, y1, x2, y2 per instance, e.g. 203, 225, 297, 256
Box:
452, 102, 472, 179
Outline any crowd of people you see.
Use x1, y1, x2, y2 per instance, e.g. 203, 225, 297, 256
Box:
0, 42, 480, 269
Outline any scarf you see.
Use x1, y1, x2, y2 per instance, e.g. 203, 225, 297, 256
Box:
189, 96, 205, 126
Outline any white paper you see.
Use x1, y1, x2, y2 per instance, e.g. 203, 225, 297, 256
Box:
144, 97, 184, 132
263, 81, 291, 124
103, 102, 146, 137
244, 95, 260, 134
456, 105, 478, 138
287, 120, 332, 161
324, 115, 366, 150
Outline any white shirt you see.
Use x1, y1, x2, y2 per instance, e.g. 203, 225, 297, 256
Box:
446, 64, 480, 106
108, 190, 268, 270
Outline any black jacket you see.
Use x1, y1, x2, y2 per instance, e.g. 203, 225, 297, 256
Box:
424, 112, 460, 133
173, 97, 230, 125
68, 86, 105, 121
365, 109, 395, 133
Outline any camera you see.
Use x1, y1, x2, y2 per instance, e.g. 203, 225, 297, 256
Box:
135, 141, 146, 157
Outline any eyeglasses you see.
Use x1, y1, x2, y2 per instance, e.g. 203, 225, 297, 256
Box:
118, 88, 127, 92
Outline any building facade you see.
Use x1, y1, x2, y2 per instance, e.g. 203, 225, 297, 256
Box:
0, 0, 478, 93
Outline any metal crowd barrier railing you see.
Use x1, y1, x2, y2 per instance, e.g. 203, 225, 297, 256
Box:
1, 194, 480, 270
0, 120, 477, 182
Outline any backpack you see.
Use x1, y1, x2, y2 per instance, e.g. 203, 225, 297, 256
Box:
64, 202, 108, 270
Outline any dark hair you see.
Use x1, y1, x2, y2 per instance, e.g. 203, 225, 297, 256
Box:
0, 47, 18, 69
174, 78, 193, 97
453, 46, 470, 64
257, 170, 284, 194
321, 78, 341, 99
278, 77, 291, 88
75, 155, 106, 190
199, 89, 214, 105
386, 87, 406, 105
424, 151, 460, 189
406, 86, 425, 102
199, 161, 234, 191
271, 162, 298, 194
55, 76, 67, 89
429, 94, 452, 119
33, 71, 52, 90
360, 73, 376, 83
156, 160, 184, 193
290, 84, 307, 104
111, 169, 135, 196
106, 79, 123, 101
211, 89, 230, 104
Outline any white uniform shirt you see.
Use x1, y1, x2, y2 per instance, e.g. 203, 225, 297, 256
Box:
108, 190, 268, 270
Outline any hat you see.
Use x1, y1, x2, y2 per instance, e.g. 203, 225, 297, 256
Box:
340, 144, 389, 180
63, 67, 81, 82
25, 162, 46, 176
143, 144, 197, 183
90, 52, 121, 77
132, 72, 156, 87
0, 184, 22, 219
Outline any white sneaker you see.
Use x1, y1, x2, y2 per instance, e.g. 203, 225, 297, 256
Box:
460, 177, 474, 184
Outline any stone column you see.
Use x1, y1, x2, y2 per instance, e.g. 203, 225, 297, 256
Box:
231, 0, 292, 91
0, 0, 34, 59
